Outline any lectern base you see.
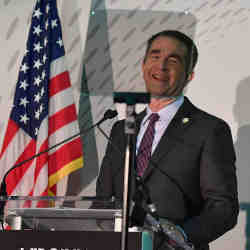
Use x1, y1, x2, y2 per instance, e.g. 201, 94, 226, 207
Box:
0, 231, 144, 250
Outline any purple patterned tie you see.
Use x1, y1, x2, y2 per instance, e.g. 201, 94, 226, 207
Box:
137, 113, 159, 176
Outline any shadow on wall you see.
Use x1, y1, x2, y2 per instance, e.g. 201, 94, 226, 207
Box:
60, 0, 106, 196
62, 1, 117, 196
233, 76, 250, 250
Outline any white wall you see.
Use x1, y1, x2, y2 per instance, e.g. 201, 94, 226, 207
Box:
0, 0, 250, 249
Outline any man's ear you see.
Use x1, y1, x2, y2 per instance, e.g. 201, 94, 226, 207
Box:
187, 71, 195, 81
184, 71, 195, 87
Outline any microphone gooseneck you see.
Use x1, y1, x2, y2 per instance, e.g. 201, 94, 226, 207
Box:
0, 109, 118, 223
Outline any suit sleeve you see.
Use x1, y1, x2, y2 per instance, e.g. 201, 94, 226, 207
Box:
96, 123, 117, 199
95, 121, 125, 208
182, 120, 239, 246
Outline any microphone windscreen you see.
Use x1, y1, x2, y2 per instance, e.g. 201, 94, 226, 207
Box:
104, 109, 118, 120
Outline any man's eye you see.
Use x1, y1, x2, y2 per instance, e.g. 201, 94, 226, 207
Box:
151, 55, 160, 59
168, 58, 178, 64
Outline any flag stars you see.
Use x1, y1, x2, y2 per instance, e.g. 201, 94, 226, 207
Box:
3, 0, 82, 163
34, 92, 41, 103
43, 54, 48, 64
56, 38, 63, 47
20, 113, 30, 124
20, 97, 29, 107
24, 48, 29, 56
33, 8, 42, 19
20, 63, 29, 74
41, 70, 46, 80
40, 87, 45, 97
51, 19, 58, 29
44, 37, 48, 47
20, 80, 29, 90
39, 104, 44, 113
46, 4, 50, 14
34, 76, 42, 86
35, 109, 41, 120
45, 20, 49, 30
8, 1, 74, 141
33, 25, 42, 36
34, 59, 42, 70
34, 42, 43, 53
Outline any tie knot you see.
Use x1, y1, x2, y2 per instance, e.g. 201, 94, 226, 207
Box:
149, 113, 159, 124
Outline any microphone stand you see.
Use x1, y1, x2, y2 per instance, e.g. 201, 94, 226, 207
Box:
114, 92, 150, 250
0, 109, 118, 222
121, 104, 136, 250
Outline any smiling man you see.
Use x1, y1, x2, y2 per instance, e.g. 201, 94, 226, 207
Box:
142, 31, 196, 111
95, 30, 239, 250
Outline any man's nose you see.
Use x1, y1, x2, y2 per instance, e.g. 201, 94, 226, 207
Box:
157, 58, 169, 71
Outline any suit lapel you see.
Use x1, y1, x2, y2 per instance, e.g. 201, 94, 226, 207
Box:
135, 109, 147, 135
142, 97, 197, 180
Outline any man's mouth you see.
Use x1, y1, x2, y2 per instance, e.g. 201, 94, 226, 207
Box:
152, 73, 168, 81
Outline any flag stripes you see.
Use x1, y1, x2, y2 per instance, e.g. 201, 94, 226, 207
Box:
0, 0, 83, 208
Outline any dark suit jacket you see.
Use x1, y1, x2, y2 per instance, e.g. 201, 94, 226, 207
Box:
96, 97, 239, 250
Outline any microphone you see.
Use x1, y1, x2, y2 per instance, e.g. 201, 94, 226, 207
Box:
0, 109, 118, 221
145, 213, 194, 250
98, 109, 118, 125
130, 177, 193, 250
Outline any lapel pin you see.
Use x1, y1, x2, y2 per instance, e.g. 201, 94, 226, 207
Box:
182, 117, 190, 124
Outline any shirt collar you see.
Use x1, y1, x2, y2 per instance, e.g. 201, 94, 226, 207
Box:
143, 95, 184, 124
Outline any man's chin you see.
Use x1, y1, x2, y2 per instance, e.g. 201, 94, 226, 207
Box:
149, 88, 183, 99
150, 94, 177, 101
150, 90, 174, 98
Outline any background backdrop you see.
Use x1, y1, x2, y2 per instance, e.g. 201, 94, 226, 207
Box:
0, 0, 250, 249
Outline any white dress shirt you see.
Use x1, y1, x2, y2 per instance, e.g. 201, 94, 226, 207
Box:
136, 96, 184, 155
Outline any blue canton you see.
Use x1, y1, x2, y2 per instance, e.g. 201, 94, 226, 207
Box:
10, 0, 65, 139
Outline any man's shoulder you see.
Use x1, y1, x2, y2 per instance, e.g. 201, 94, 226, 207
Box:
183, 96, 229, 126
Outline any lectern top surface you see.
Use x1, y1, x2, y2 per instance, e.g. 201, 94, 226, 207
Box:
8, 207, 122, 219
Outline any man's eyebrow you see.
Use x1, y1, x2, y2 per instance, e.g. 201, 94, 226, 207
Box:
149, 50, 185, 63
149, 49, 161, 54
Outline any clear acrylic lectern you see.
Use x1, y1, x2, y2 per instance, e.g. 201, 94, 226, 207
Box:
1, 196, 123, 231
0, 196, 152, 250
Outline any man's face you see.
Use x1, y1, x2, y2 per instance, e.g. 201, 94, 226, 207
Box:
142, 36, 191, 97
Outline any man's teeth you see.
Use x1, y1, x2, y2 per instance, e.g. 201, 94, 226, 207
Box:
153, 74, 167, 80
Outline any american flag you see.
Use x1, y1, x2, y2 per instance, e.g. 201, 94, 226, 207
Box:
0, 0, 83, 203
